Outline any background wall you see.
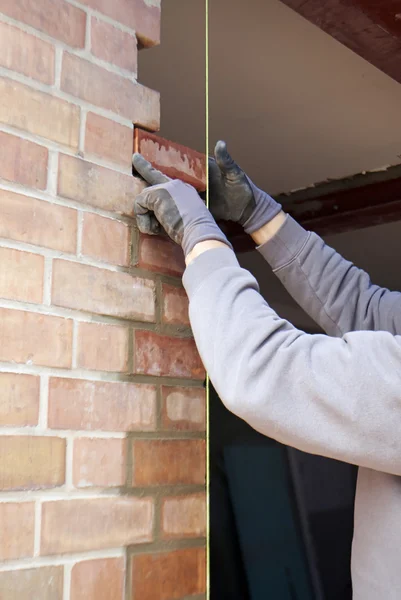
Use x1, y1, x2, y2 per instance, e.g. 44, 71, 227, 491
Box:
0, 1, 206, 598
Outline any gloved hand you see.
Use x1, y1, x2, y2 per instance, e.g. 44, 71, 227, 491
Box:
132, 153, 232, 257
209, 141, 282, 234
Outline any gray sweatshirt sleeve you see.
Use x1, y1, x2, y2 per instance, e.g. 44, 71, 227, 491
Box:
258, 215, 401, 336
183, 247, 401, 475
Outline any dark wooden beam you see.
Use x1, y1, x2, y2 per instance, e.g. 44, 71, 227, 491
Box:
279, 0, 401, 84
222, 164, 401, 252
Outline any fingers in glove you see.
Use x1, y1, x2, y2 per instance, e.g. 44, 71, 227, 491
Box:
132, 153, 170, 185
134, 190, 162, 235
214, 141, 241, 180
135, 211, 161, 235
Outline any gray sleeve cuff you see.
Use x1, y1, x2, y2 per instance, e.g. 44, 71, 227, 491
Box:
257, 215, 310, 271
183, 247, 240, 299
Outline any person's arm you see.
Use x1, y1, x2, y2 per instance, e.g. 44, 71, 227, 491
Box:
254, 213, 401, 336
184, 245, 401, 476
207, 141, 401, 337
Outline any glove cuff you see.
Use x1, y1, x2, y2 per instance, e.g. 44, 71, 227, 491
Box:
182, 221, 233, 257
243, 179, 282, 235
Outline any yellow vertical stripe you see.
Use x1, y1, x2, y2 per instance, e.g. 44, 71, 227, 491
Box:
205, 0, 210, 597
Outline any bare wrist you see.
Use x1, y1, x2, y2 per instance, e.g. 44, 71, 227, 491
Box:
185, 240, 231, 266
250, 211, 287, 246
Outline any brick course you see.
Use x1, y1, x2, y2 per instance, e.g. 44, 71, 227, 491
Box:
0, 2, 205, 597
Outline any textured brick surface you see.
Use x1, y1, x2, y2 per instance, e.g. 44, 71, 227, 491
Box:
61, 53, 160, 128
82, 213, 130, 266
134, 129, 206, 191
132, 548, 206, 600
0, 0, 86, 47
0, 436, 65, 491
41, 497, 154, 554
0, 131, 48, 190
52, 260, 155, 321
162, 386, 206, 432
73, 438, 126, 488
0, 566, 63, 600
162, 493, 206, 538
0, 502, 34, 561
0, 190, 77, 253
78, 0, 161, 47
0, 78, 79, 148
48, 378, 156, 432
134, 331, 204, 380
71, 558, 124, 600
162, 284, 189, 326
0, 0, 207, 591
91, 18, 137, 73
58, 154, 145, 215
0, 22, 55, 84
138, 235, 185, 277
85, 113, 133, 167
0, 308, 72, 368
77, 322, 129, 372
132, 440, 206, 486
0, 247, 44, 303
0, 373, 40, 427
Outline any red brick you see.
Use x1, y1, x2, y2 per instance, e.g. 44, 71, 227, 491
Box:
162, 493, 206, 539
82, 213, 130, 266
134, 129, 206, 191
134, 331, 205, 380
132, 548, 206, 600
161, 386, 206, 432
73, 438, 126, 487
0, 436, 65, 491
48, 378, 156, 432
79, 0, 160, 47
0, 373, 39, 427
162, 284, 189, 326
71, 558, 124, 600
0, 190, 77, 253
0, 0, 86, 47
0, 131, 48, 189
0, 22, 55, 84
0, 308, 72, 368
0, 78, 79, 148
85, 113, 133, 167
0, 566, 63, 600
0, 502, 35, 561
91, 18, 137, 73
41, 497, 154, 554
0, 247, 44, 303
138, 235, 185, 277
132, 439, 205, 486
52, 260, 155, 321
77, 322, 129, 372
61, 53, 159, 128
58, 154, 145, 215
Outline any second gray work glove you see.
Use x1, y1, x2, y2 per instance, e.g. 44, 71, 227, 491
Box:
133, 153, 232, 257
209, 141, 282, 235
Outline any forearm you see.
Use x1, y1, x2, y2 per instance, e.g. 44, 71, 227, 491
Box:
255, 213, 401, 336
183, 248, 401, 475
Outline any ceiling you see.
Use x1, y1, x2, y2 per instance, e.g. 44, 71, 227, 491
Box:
140, 0, 401, 195
139, 0, 401, 328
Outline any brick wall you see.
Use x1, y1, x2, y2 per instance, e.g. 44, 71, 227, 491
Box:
0, 1, 206, 599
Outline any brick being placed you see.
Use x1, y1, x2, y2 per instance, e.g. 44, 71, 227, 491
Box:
134, 127, 207, 192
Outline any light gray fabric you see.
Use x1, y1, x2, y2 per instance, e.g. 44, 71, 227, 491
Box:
183, 216, 401, 599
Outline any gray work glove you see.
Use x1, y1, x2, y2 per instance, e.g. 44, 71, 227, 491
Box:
209, 141, 282, 234
133, 153, 232, 257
